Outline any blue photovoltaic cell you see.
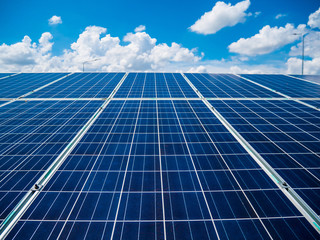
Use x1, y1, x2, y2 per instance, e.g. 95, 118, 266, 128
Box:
184, 73, 281, 98
0, 73, 68, 98
210, 100, 320, 216
28, 72, 125, 98
291, 75, 320, 85
7, 100, 319, 240
115, 73, 198, 98
0, 100, 103, 224
241, 74, 320, 98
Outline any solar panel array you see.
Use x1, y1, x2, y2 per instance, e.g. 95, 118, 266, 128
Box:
0, 72, 319, 240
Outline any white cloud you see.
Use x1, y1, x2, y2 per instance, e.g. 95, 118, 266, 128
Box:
254, 12, 261, 18
228, 24, 305, 56
308, 7, 320, 29
48, 15, 62, 25
248, 11, 261, 18
0, 26, 202, 72
187, 65, 208, 73
189, 0, 250, 35
287, 57, 320, 75
287, 30, 320, 75
0, 33, 53, 72
134, 25, 146, 32
275, 14, 287, 19
289, 31, 320, 59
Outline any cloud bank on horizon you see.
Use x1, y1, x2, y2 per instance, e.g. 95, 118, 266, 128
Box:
0, 3, 320, 74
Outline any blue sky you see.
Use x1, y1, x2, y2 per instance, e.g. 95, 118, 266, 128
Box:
0, 0, 320, 73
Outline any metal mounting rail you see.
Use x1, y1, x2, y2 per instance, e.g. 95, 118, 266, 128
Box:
236, 74, 320, 111
181, 73, 320, 234
0, 73, 20, 80
0, 72, 128, 240
0, 73, 74, 109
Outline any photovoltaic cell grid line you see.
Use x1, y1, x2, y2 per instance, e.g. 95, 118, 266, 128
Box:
27, 73, 125, 98
241, 74, 320, 98
114, 73, 198, 98
184, 73, 282, 98
0, 73, 68, 98
209, 100, 320, 216
6, 100, 319, 240
0, 100, 103, 225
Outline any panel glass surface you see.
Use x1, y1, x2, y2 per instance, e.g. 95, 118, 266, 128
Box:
241, 74, 320, 98
302, 100, 320, 109
7, 100, 319, 240
115, 73, 198, 98
28, 73, 125, 98
1, 72, 319, 239
0, 73, 14, 79
0, 100, 103, 224
210, 100, 320, 216
0, 73, 68, 98
184, 73, 281, 98
291, 75, 320, 84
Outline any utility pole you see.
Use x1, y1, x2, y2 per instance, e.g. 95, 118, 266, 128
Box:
293, 33, 307, 75
82, 58, 99, 72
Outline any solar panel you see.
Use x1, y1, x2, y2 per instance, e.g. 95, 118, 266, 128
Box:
28, 73, 125, 98
6, 100, 318, 239
114, 73, 198, 98
291, 75, 320, 85
0, 74, 15, 80
0, 73, 68, 98
0, 72, 319, 239
302, 100, 320, 109
241, 74, 320, 98
184, 73, 282, 98
210, 100, 320, 215
0, 100, 103, 224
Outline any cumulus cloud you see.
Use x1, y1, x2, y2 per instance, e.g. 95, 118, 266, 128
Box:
48, 15, 62, 25
287, 57, 320, 75
0, 32, 53, 72
290, 31, 320, 59
134, 25, 146, 32
189, 0, 250, 35
287, 30, 320, 75
308, 7, 320, 29
187, 65, 208, 73
228, 24, 305, 56
0, 26, 202, 72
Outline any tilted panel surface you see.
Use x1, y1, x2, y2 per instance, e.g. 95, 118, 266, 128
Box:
210, 100, 320, 216
0, 100, 103, 224
184, 73, 282, 98
291, 75, 320, 84
28, 73, 125, 98
302, 100, 320, 109
0, 73, 68, 98
115, 73, 197, 98
6, 100, 319, 240
241, 74, 320, 98
0, 73, 14, 79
